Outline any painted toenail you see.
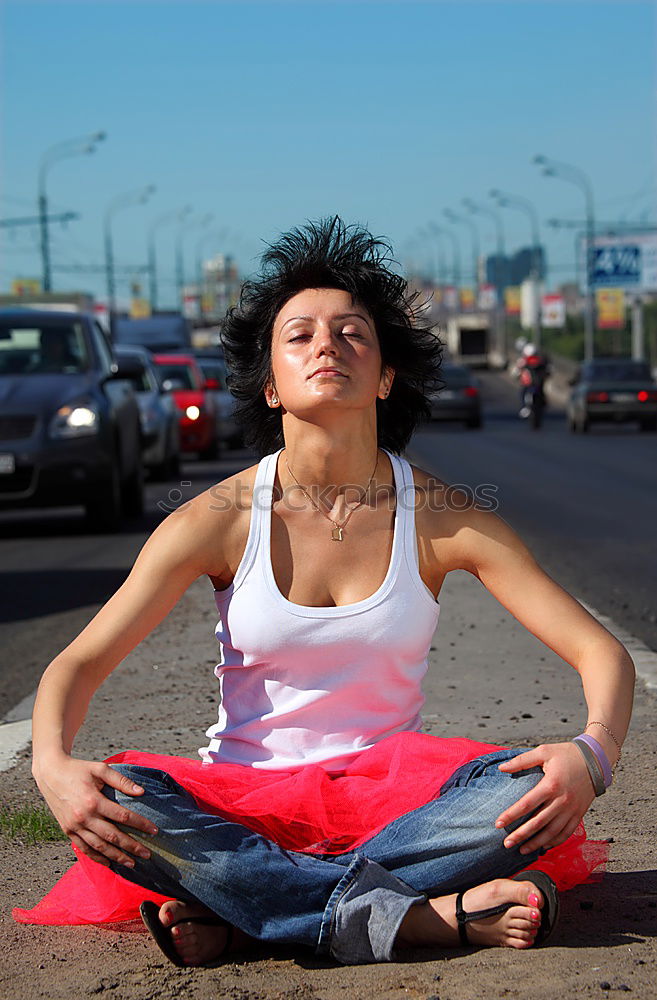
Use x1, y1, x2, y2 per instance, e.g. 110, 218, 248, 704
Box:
528, 892, 539, 907
531, 910, 540, 921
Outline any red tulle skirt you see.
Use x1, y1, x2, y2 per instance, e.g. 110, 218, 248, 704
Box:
12, 732, 608, 927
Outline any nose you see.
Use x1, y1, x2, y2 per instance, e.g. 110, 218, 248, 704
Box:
312, 325, 340, 358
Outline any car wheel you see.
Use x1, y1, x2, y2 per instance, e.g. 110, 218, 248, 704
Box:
640, 417, 657, 432
577, 412, 590, 433
465, 415, 482, 429
122, 456, 145, 516
85, 459, 122, 532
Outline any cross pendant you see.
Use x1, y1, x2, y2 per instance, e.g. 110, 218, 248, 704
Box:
331, 525, 344, 542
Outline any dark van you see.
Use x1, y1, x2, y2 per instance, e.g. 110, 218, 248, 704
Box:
113, 314, 192, 353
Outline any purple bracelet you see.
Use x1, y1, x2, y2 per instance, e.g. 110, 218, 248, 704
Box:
574, 733, 613, 788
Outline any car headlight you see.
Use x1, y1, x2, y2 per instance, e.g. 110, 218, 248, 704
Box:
49, 400, 100, 438
185, 404, 201, 420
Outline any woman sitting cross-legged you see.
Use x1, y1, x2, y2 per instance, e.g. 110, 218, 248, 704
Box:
16, 216, 634, 967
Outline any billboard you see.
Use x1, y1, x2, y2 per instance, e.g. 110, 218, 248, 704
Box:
596, 288, 625, 329
582, 233, 657, 291
541, 294, 565, 328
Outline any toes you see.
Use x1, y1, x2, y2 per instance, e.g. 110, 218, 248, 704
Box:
519, 880, 544, 909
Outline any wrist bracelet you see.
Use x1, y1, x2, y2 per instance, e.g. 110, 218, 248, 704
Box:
585, 721, 622, 769
571, 737, 606, 796
574, 733, 613, 787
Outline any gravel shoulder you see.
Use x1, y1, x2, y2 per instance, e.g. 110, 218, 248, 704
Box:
1, 568, 656, 1000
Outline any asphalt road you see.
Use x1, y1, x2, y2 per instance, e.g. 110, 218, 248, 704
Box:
1, 369, 655, 719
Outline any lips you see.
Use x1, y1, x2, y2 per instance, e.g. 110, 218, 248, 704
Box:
309, 367, 347, 378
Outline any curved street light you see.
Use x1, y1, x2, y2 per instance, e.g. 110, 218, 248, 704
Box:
532, 154, 596, 360
444, 208, 480, 299
147, 205, 191, 313
195, 227, 229, 316
428, 221, 461, 288
490, 188, 543, 345
38, 131, 106, 291
175, 212, 214, 307
463, 199, 507, 355
104, 184, 156, 331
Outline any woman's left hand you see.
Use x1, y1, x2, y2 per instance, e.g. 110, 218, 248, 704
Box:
494, 742, 597, 855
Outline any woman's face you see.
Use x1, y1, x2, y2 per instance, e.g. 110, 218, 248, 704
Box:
266, 287, 393, 417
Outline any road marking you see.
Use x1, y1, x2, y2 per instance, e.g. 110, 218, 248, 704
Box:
0, 690, 36, 773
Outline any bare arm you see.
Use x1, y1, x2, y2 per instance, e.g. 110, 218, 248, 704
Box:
442, 500, 635, 852
31, 495, 224, 867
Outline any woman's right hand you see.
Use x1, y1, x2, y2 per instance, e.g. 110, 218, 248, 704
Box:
33, 756, 158, 868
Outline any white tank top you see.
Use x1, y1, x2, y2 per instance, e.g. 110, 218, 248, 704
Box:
198, 447, 441, 771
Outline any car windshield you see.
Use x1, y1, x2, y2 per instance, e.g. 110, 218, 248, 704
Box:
0, 321, 90, 375
585, 361, 652, 382
197, 359, 228, 389
156, 363, 198, 390
116, 361, 157, 393
441, 367, 472, 388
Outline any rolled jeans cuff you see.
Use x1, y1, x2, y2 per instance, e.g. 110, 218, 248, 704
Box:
317, 854, 428, 965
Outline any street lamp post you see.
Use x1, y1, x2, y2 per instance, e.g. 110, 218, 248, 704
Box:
38, 131, 106, 292
104, 185, 156, 336
532, 155, 596, 361
443, 209, 480, 303
428, 221, 461, 292
490, 188, 542, 347
195, 227, 229, 319
147, 206, 191, 313
175, 213, 213, 310
463, 198, 507, 358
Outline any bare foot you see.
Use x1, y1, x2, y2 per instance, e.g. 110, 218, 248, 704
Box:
158, 899, 254, 966
395, 878, 544, 951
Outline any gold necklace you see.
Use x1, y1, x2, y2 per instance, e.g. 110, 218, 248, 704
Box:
282, 449, 379, 542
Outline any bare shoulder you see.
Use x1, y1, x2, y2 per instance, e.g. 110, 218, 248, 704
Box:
181, 460, 259, 581
407, 460, 531, 578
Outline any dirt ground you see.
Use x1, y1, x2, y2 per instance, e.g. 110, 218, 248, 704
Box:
2, 570, 656, 1000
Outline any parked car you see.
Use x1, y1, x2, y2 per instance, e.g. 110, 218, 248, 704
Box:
193, 351, 243, 450
113, 313, 192, 353
0, 308, 144, 528
428, 363, 483, 429
151, 353, 219, 458
567, 358, 657, 433
113, 346, 181, 480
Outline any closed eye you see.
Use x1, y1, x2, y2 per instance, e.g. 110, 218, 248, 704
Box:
289, 332, 363, 342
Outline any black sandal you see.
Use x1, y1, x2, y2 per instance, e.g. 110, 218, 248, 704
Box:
455, 871, 560, 947
139, 900, 234, 968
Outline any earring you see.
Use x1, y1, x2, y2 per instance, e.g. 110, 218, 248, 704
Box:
271, 395, 279, 406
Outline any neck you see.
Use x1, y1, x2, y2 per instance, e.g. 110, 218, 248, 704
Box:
279, 430, 386, 504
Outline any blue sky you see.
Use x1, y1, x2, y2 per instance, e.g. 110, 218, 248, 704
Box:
2, 0, 655, 306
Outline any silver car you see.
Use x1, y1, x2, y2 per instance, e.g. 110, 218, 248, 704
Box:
194, 353, 243, 450
114, 346, 181, 479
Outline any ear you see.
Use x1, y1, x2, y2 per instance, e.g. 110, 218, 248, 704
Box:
378, 366, 395, 399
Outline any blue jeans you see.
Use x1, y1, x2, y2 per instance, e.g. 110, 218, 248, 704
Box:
103, 749, 544, 965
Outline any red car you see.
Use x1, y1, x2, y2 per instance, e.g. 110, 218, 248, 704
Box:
151, 353, 218, 458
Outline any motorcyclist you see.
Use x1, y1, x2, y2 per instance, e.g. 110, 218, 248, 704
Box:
516, 343, 550, 418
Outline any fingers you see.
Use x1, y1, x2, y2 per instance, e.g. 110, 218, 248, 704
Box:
90, 815, 154, 863
69, 833, 112, 868
96, 794, 159, 839
495, 779, 549, 831
498, 749, 543, 773
70, 815, 152, 869
96, 763, 146, 796
503, 802, 581, 855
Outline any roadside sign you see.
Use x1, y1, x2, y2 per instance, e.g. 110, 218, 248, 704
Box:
584, 233, 657, 291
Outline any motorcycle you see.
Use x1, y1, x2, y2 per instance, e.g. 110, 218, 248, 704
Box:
518, 366, 548, 430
